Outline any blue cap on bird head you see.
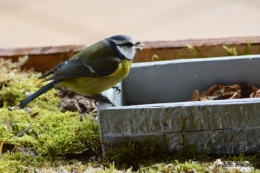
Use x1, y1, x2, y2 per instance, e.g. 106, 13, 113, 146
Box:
108, 35, 132, 41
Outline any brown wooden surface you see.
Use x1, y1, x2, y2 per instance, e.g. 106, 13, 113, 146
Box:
0, 36, 260, 73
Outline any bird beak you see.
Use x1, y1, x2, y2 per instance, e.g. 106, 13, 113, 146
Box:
135, 41, 144, 50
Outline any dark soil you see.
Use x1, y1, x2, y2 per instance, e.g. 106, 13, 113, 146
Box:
57, 87, 97, 116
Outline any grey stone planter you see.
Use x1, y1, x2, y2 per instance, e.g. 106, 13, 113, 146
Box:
98, 55, 260, 154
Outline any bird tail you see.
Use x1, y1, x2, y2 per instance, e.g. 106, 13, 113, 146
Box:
19, 80, 58, 108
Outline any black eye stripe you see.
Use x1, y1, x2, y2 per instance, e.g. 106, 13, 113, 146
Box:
117, 42, 134, 46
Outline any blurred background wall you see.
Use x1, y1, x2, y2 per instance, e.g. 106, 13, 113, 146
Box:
1, 0, 260, 48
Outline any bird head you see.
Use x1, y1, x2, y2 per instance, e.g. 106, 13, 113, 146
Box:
104, 35, 143, 60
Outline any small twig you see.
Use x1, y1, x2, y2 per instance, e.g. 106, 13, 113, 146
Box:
15, 123, 32, 137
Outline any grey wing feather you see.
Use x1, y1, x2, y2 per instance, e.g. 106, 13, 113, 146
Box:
44, 59, 112, 81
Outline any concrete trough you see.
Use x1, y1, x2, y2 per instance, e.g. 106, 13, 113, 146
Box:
98, 55, 260, 154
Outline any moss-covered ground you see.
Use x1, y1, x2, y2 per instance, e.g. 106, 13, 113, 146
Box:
0, 56, 260, 172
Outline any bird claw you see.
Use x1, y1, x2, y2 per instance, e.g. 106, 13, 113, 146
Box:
94, 96, 116, 107
112, 86, 121, 94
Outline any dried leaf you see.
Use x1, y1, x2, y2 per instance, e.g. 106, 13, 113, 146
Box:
250, 85, 260, 98
200, 84, 241, 101
190, 90, 200, 101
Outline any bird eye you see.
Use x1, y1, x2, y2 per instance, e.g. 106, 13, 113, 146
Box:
125, 42, 134, 47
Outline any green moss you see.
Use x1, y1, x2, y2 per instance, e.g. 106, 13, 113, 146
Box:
104, 138, 165, 170
0, 57, 100, 172
0, 108, 99, 155
0, 56, 59, 109
140, 160, 207, 173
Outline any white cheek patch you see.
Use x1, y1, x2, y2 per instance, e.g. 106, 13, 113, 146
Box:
117, 46, 136, 60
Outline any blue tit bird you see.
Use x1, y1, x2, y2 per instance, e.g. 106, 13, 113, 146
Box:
19, 35, 143, 108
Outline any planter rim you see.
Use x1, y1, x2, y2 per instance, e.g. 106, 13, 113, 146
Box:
145, 36, 260, 49
99, 98, 260, 111
0, 36, 260, 56
130, 54, 260, 67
